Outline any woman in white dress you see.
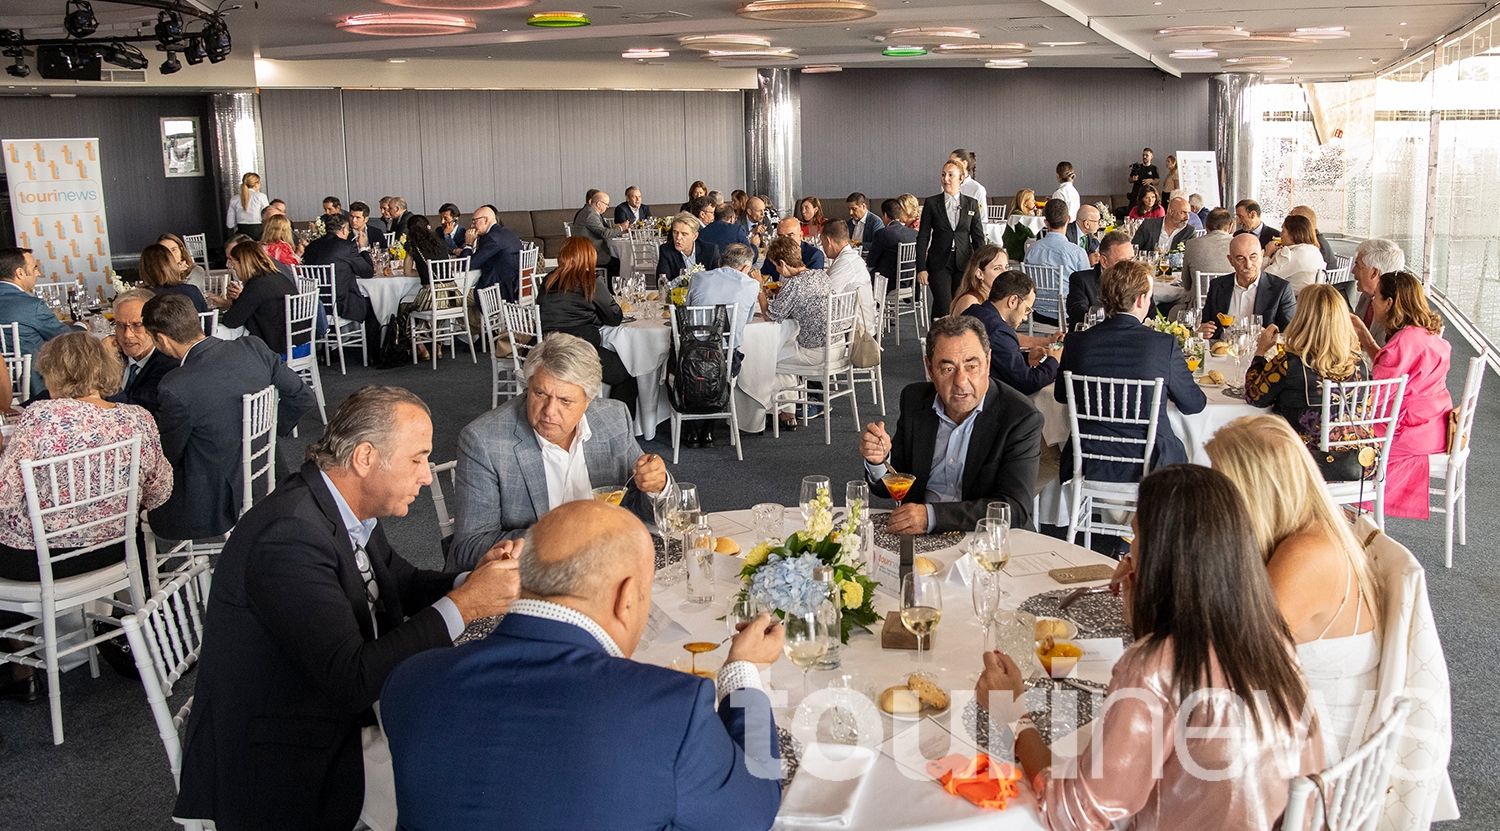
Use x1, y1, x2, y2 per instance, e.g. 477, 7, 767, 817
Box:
1205, 414, 1381, 764
1264, 213, 1327, 294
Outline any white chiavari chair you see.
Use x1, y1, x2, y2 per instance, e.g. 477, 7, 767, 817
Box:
497, 300, 542, 406
296, 263, 366, 375
0, 321, 20, 361
1061, 373, 1165, 549
771, 289, 860, 446
1317, 266, 1352, 285
426, 461, 458, 553
1194, 270, 1232, 314
851, 273, 887, 416
182, 233, 209, 272
6, 354, 30, 402
240, 385, 279, 517
986, 204, 1008, 223
33, 281, 69, 310
1282, 697, 1414, 831
197, 309, 218, 337
282, 291, 327, 424
518, 246, 540, 306
1429, 350, 1485, 567
203, 272, 229, 300
1319, 375, 1407, 529
408, 271, 477, 369
886, 241, 924, 345
668, 303, 743, 463
1020, 262, 1064, 336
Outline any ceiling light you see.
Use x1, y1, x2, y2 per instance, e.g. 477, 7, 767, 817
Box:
800, 64, 842, 72
1293, 26, 1349, 39
202, 16, 232, 62
985, 58, 1027, 68
736, 0, 876, 24
933, 42, 1029, 55
1224, 55, 1291, 67
154, 10, 183, 42
159, 51, 181, 75
622, 47, 669, 59
6, 56, 29, 79
883, 45, 926, 56
885, 27, 978, 45
1170, 48, 1217, 59
387, 57, 407, 62
1154, 25, 1247, 41
701, 48, 798, 62
380, 0, 535, 8
63, 0, 98, 39
338, 12, 478, 35
100, 41, 148, 70
679, 34, 771, 50
527, 11, 590, 26
183, 36, 205, 65
1038, 41, 1087, 47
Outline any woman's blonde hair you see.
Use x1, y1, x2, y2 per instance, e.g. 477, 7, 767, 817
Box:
261, 214, 295, 247
896, 193, 919, 223
1205, 415, 1379, 623
227, 239, 280, 279
1284, 284, 1360, 380
37, 331, 122, 398
239, 172, 260, 210
1010, 189, 1036, 215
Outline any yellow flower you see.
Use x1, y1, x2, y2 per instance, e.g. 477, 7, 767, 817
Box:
841, 580, 863, 610
743, 542, 771, 569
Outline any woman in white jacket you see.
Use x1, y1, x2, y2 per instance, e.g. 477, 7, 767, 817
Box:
225, 171, 269, 240
1264, 213, 1327, 294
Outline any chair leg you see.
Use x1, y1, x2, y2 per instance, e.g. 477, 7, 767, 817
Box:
465, 319, 477, 364
42, 606, 62, 744
672, 414, 681, 465
337, 327, 348, 375
729, 397, 743, 461
847, 368, 860, 433
430, 321, 439, 370
410, 320, 419, 365
876, 365, 887, 415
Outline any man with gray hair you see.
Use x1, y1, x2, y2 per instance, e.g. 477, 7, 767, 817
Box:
655, 211, 721, 283
450, 333, 669, 569
175, 385, 520, 831
1352, 237, 1405, 347
101, 287, 175, 413
382, 500, 785, 830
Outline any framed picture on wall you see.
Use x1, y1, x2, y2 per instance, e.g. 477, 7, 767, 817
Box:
161, 117, 202, 177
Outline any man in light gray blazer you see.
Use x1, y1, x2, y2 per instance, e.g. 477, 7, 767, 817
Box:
1182, 207, 1235, 302
572, 188, 625, 277
448, 333, 669, 570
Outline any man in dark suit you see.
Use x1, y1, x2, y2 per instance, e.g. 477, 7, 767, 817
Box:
1234, 198, 1280, 247
382, 500, 784, 831
1197, 233, 1297, 339
614, 185, 653, 225
759, 218, 824, 282
347, 201, 380, 252
173, 386, 521, 831
916, 160, 986, 324
1065, 203, 1102, 260
572, 188, 625, 277
460, 204, 525, 301
1131, 195, 1197, 254
141, 295, 316, 541
867, 197, 918, 284
385, 196, 413, 241
1066, 231, 1133, 329
860, 315, 1043, 532
104, 289, 175, 415
1055, 260, 1206, 485
962, 270, 1060, 397
655, 213, 722, 282
845, 191, 884, 242
301, 212, 383, 349
698, 202, 756, 259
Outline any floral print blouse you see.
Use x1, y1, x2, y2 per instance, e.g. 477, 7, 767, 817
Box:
0, 399, 173, 550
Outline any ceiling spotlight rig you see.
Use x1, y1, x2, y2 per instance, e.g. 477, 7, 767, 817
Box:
0, 1, 235, 79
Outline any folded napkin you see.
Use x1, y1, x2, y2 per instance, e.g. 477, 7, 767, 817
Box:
779, 744, 877, 826
925, 753, 1023, 810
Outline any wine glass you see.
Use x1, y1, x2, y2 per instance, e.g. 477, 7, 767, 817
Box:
800, 475, 830, 523
728, 595, 764, 639
881, 468, 917, 510
901, 571, 943, 673
783, 610, 829, 704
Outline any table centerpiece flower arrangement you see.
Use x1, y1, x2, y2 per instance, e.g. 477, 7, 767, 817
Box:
737, 485, 880, 643
389, 234, 408, 264
654, 216, 672, 234
1092, 201, 1118, 237
666, 262, 705, 307
1144, 311, 1193, 347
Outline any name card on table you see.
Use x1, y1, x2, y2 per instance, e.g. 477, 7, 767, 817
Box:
871, 543, 902, 597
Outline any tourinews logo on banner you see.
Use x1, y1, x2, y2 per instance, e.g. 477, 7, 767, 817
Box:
3, 137, 114, 295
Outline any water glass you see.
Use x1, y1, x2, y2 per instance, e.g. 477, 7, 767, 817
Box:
986, 501, 1010, 528
800, 475, 830, 522
751, 502, 785, 545
784, 611, 830, 704
684, 518, 715, 605
728, 595, 765, 639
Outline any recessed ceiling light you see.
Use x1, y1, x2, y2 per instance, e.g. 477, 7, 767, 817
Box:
622, 48, 669, 59
883, 45, 927, 56
336, 13, 477, 35
985, 58, 1028, 68
378, 0, 533, 8
527, 11, 590, 26
737, 0, 876, 23
1155, 25, 1247, 41
386, 58, 408, 63
701, 47, 799, 62
1294, 26, 1349, 39
1400, 21, 1407, 25
1170, 48, 1217, 58
800, 64, 843, 72
1224, 55, 1291, 67
679, 34, 772, 50
933, 42, 1029, 55
885, 27, 978, 45
1238, 32, 1319, 44
1037, 41, 1087, 47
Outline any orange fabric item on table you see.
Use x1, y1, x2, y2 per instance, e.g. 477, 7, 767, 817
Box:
927, 753, 1024, 809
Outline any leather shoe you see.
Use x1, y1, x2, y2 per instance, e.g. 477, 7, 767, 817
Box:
0, 672, 43, 704
701, 429, 715, 448
682, 429, 700, 449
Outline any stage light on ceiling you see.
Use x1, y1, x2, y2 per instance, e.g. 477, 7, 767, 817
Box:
1170, 48, 1218, 59
885, 27, 977, 45
737, 0, 876, 24
380, 0, 535, 8
160, 52, 181, 74
799, 64, 842, 72
932, 42, 1030, 55
679, 34, 771, 50
183, 37, 205, 65
63, 0, 98, 39
882, 45, 926, 56
622, 47, 669, 59
203, 16, 232, 61
100, 41, 148, 70
155, 10, 184, 42
5, 49, 30, 79
526, 11, 590, 27
338, 13, 478, 35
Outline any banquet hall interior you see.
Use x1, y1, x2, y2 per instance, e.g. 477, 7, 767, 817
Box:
0, 0, 1496, 828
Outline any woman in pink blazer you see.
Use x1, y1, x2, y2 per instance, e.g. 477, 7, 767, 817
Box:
1353, 271, 1451, 519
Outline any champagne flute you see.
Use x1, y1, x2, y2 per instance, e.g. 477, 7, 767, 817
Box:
783, 610, 829, 704
901, 572, 943, 672
800, 475, 830, 523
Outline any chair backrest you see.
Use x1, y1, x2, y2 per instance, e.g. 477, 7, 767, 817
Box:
1335, 254, 1353, 271
427, 460, 458, 541
283, 290, 320, 360
672, 303, 738, 355
294, 263, 339, 322
428, 256, 470, 284
19, 435, 143, 590
896, 241, 917, 287
120, 557, 211, 789
986, 204, 1008, 223
1317, 266, 1352, 285
476, 284, 505, 344
1446, 351, 1486, 460
34, 281, 69, 308
429, 279, 467, 309
6, 353, 30, 401
182, 233, 209, 271
871, 273, 889, 344
628, 227, 659, 242
827, 289, 858, 356
500, 300, 543, 374
203, 272, 229, 299
240, 385, 278, 517
198, 309, 218, 337
518, 246, 540, 305
1061, 372, 1165, 483
1282, 697, 1414, 831
1195, 270, 1231, 312
384, 232, 396, 248
294, 275, 318, 297
1319, 375, 1408, 484
0, 321, 20, 361
1021, 262, 1064, 318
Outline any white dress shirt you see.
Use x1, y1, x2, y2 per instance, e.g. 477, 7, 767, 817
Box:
122, 348, 154, 387
959, 177, 988, 212
826, 246, 877, 333
1228, 274, 1261, 321
1051, 181, 1080, 223
944, 193, 961, 229
537, 414, 594, 511
864, 394, 985, 533
225, 190, 270, 228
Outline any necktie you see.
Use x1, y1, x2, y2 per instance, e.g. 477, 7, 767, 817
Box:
125, 362, 139, 391
353, 542, 381, 633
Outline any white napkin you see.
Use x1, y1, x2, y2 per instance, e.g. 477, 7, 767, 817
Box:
778, 744, 877, 827
946, 551, 975, 587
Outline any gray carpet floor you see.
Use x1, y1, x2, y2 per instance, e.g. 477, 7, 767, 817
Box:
1, 324, 1495, 830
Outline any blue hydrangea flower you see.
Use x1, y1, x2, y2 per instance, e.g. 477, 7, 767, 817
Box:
748, 552, 823, 616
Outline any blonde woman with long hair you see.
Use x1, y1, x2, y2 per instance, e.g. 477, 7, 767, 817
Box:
948, 243, 1008, 317
226, 171, 269, 239
260, 214, 301, 268
1205, 414, 1381, 764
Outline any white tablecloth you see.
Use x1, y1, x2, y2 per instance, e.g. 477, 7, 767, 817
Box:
1031, 353, 1269, 526
635, 507, 1118, 831
358, 276, 421, 324
600, 303, 780, 441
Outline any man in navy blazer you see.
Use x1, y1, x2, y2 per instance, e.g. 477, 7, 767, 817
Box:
655, 214, 722, 282
301, 213, 383, 349
460, 205, 524, 301
0, 248, 77, 396
1055, 260, 1205, 484
1065, 231, 1132, 329
614, 186, 653, 225
760, 218, 825, 282
845, 192, 884, 242
963, 270, 1060, 396
382, 500, 785, 831
867, 198, 918, 284
1196, 233, 1297, 339
698, 202, 757, 259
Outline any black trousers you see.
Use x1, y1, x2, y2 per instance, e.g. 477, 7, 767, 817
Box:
0, 541, 128, 630
927, 253, 961, 323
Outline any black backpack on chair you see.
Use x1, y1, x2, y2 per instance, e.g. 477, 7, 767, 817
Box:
666, 304, 731, 414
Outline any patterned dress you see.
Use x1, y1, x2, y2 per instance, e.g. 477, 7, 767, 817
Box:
1246, 348, 1373, 478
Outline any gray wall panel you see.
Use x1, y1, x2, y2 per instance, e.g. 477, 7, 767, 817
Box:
261, 89, 348, 222
557, 91, 626, 211
418, 91, 494, 215
342, 90, 427, 211
489, 90, 564, 211
616, 91, 687, 210
684, 92, 746, 196
800, 68, 1213, 206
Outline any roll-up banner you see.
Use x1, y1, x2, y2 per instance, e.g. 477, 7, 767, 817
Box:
3, 137, 114, 295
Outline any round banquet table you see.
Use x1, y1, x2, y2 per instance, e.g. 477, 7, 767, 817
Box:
600, 299, 783, 441
357, 276, 422, 324
633, 506, 1120, 831
1030, 352, 1270, 527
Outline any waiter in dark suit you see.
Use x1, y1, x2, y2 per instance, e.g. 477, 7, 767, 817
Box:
1065, 231, 1134, 329
1196, 233, 1297, 338
654, 213, 722, 282
301, 213, 383, 350
916, 160, 986, 324
860, 315, 1043, 533
141, 295, 316, 541
103, 288, 175, 415
173, 386, 521, 831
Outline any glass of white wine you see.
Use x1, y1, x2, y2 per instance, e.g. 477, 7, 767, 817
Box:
971, 518, 1012, 598
901, 571, 943, 672
783, 610, 829, 704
